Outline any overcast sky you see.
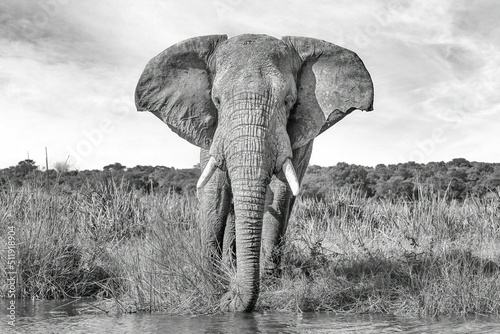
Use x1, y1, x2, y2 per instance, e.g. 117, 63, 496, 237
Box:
1, 0, 499, 170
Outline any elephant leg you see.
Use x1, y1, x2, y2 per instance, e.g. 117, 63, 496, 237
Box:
199, 149, 232, 266
261, 178, 293, 276
261, 141, 314, 276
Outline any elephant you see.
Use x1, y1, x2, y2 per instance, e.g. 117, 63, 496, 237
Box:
135, 34, 374, 312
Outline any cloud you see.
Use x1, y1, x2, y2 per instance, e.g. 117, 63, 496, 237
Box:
376, 0, 500, 120
0, 0, 499, 169
317, 0, 500, 166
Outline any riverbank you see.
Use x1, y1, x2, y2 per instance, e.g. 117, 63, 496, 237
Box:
1, 180, 499, 316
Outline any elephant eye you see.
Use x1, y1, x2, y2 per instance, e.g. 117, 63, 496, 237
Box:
284, 95, 296, 109
213, 97, 221, 109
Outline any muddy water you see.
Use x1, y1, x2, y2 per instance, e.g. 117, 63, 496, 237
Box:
1, 299, 499, 333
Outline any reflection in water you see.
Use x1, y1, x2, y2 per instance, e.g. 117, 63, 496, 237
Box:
0, 299, 499, 334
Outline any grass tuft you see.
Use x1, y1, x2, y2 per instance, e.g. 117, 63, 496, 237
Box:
1, 179, 499, 316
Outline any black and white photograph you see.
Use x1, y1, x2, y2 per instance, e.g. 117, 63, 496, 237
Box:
1, 0, 499, 333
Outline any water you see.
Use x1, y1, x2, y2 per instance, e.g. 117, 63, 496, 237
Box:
1, 299, 499, 333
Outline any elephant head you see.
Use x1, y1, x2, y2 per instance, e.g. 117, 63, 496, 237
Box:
135, 34, 373, 311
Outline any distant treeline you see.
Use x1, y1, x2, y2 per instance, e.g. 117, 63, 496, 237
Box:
302, 159, 500, 201
1, 158, 499, 200
0, 161, 199, 195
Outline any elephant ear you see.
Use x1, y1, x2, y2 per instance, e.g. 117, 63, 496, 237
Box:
135, 35, 228, 149
282, 36, 374, 149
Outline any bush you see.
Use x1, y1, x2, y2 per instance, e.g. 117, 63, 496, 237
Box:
1, 181, 500, 316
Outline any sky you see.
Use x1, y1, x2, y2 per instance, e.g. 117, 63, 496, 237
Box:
1, 0, 499, 170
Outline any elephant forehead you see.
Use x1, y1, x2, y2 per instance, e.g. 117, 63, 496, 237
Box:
216, 34, 291, 70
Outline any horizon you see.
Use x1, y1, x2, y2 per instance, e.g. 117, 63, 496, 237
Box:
1, 0, 499, 170
3, 155, 498, 172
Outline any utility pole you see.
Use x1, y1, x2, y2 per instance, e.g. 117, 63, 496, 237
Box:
45, 147, 49, 189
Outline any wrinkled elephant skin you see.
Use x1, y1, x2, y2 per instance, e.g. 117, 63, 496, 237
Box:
135, 34, 374, 312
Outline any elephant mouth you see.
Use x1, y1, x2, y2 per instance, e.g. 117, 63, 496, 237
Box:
197, 155, 299, 196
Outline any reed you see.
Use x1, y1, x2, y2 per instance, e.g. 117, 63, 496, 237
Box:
258, 187, 500, 316
1, 180, 499, 316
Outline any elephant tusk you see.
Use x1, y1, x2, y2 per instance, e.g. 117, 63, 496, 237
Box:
283, 158, 300, 196
197, 156, 218, 189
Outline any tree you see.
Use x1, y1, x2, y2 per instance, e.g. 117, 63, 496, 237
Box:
15, 159, 38, 178
485, 172, 500, 189
447, 158, 471, 169
103, 162, 126, 171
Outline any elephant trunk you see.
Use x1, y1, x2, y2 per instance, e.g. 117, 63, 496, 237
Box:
229, 177, 267, 311
202, 91, 299, 311
221, 93, 276, 311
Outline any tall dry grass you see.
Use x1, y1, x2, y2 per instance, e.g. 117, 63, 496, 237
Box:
1, 179, 499, 316
260, 187, 500, 316
0, 177, 227, 314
